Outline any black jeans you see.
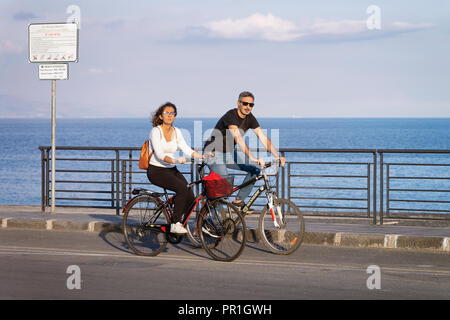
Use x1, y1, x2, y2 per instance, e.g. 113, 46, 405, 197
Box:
146, 165, 195, 223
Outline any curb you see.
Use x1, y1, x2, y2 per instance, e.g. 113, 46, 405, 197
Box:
304, 231, 449, 252
1, 217, 449, 252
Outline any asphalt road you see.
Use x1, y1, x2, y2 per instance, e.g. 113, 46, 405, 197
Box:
0, 228, 449, 300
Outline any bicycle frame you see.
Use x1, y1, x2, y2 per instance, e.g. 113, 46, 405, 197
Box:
125, 160, 278, 235
181, 193, 204, 227
229, 163, 283, 227
129, 163, 208, 235
233, 176, 266, 214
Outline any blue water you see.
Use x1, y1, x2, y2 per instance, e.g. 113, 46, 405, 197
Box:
0, 118, 449, 213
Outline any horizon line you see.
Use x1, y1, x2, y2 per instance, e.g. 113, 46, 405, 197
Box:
1, 116, 450, 120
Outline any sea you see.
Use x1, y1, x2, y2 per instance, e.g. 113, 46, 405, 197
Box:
0, 118, 449, 214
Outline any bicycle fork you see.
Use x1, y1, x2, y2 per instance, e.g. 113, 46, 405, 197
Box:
267, 193, 284, 229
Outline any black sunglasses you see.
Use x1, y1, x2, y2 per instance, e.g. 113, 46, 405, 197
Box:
239, 100, 255, 107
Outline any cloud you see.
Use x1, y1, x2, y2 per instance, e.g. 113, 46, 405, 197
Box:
13, 11, 38, 21
203, 13, 304, 42
309, 19, 367, 35
198, 13, 435, 43
390, 21, 435, 31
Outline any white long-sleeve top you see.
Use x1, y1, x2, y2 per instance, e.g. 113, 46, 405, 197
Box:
149, 126, 194, 168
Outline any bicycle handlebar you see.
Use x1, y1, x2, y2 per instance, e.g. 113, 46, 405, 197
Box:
261, 159, 281, 169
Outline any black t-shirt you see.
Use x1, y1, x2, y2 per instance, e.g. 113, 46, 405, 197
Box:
204, 108, 260, 153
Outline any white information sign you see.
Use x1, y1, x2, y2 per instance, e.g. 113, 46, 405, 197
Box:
29, 23, 78, 63
39, 63, 68, 80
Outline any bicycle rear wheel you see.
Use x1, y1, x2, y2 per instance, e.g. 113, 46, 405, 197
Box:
123, 195, 169, 256
258, 197, 305, 255
198, 199, 247, 262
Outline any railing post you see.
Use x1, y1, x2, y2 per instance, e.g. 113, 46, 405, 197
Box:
115, 150, 120, 215
379, 151, 384, 225
40, 148, 46, 212
46, 148, 50, 208
111, 159, 115, 209
121, 159, 126, 210
367, 163, 370, 218
386, 164, 390, 218
287, 161, 291, 203
373, 151, 377, 225
281, 151, 285, 199
128, 150, 133, 200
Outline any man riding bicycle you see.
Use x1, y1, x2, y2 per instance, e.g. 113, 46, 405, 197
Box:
204, 91, 286, 208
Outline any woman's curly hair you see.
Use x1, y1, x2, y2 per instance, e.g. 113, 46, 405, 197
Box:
151, 102, 177, 127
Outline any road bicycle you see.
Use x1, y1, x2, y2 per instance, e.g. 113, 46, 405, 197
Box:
224, 160, 305, 255
122, 161, 247, 262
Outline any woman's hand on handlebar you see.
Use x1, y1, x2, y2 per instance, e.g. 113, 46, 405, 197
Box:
200, 152, 214, 161
176, 157, 187, 164
187, 152, 214, 165
191, 152, 214, 161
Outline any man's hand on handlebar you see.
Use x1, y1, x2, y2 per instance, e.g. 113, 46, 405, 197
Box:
277, 157, 286, 167
255, 157, 285, 169
255, 158, 265, 168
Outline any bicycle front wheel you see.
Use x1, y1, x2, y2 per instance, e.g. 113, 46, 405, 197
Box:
258, 197, 305, 255
123, 195, 169, 256
185, 209, 202, 248
198, 199, 247, 262
186, 205, 217, 249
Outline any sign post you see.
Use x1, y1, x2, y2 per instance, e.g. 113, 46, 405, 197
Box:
29, 22, 78, 213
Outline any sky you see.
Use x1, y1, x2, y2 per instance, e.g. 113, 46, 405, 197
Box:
0, 0, 449, 118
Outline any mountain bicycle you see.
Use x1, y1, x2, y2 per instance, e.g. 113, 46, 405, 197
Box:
225, 160, 305, 255
122, 161, 247, 262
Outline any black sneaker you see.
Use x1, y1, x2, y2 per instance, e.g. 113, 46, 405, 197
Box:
233, 200, 254, 215
233, 200, 245, 209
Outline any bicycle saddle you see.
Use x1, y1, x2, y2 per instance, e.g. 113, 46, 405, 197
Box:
131, 188, 165, 197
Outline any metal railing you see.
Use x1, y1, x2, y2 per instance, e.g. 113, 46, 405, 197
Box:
379, 150, 450, 224
38, 146, 450, 223
39, 146, 148, 215
280, 149, 377, 224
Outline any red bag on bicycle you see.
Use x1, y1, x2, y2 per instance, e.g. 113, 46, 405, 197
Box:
203, 171, 232, 199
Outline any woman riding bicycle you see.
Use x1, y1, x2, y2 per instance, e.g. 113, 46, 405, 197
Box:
147, 102, 205, 234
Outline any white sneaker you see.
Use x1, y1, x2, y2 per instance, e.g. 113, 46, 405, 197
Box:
202, 219, 220, 238
202, 226, 220, 238
170, 222, 187, 234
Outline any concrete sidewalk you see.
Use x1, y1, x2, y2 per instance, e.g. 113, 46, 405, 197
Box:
1, 205, 449, 252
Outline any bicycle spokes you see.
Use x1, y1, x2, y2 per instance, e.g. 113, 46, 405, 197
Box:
123, 195, 169, 256
259, 197, 305, 255
199, 200, 246, 262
